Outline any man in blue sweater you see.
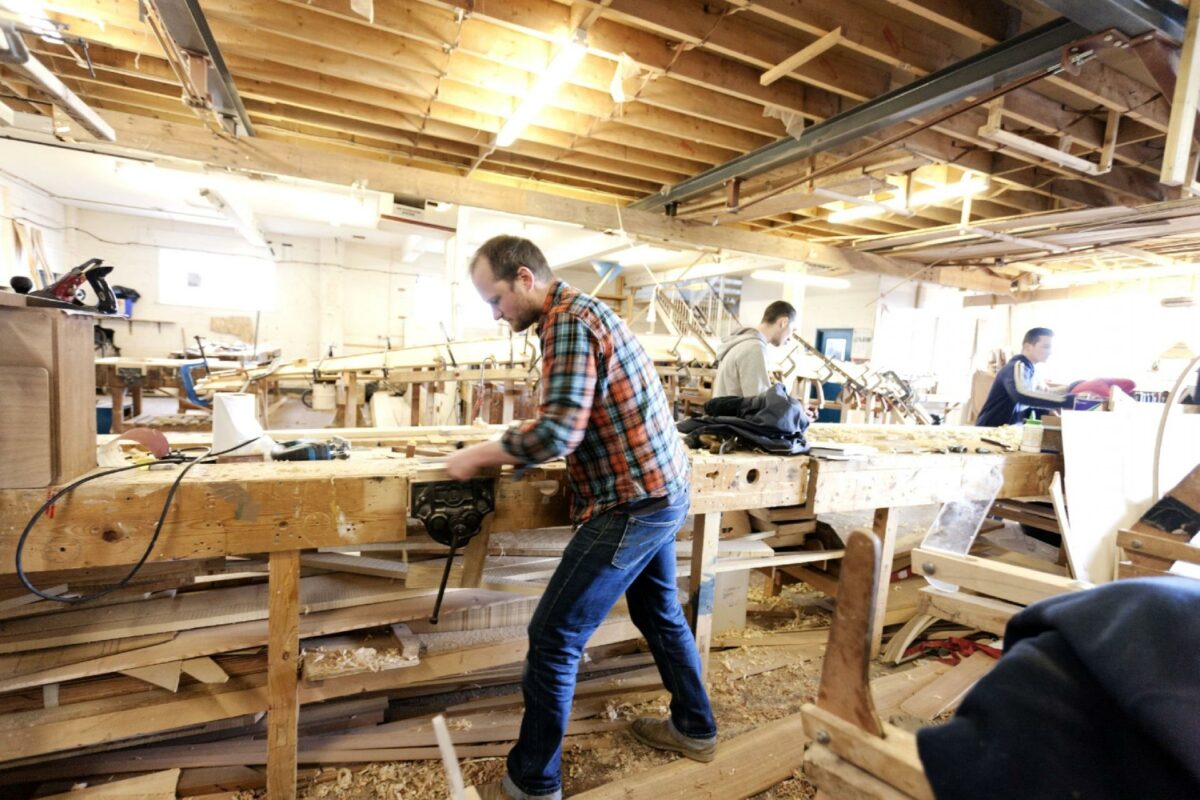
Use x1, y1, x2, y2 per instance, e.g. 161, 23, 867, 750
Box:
976, 327, 1072, 426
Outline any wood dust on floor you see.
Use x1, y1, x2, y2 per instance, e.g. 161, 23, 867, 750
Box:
260, 583, 854, 799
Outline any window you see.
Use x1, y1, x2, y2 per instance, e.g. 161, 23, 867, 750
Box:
157, 248, 276, 311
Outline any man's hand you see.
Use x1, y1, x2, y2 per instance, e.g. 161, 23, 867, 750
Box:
443, 440, 524, 481
445, 446, 481, 481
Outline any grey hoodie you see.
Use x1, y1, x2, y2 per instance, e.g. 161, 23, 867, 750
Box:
713, 327, 771, 398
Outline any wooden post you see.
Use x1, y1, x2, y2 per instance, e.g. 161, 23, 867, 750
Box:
459, 515, 495, 588
110, 383, 127, 433
689, 512, 721, 676
1161, 0, 1200, 186
868, 509, 897, 658
410, 382, 422, 426
345, 372, 358, 428
267, 550, 300, 799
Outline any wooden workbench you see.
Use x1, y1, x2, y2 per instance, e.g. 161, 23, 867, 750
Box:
0, 431, 1058, 797
94, 357, 246, 432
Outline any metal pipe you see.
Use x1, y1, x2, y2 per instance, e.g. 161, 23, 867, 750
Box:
630, 19, 1087, 212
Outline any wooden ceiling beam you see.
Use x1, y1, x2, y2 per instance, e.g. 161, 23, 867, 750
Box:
590, 0, 891, 102
42, 52, 687, 194
426, 0, 843, 117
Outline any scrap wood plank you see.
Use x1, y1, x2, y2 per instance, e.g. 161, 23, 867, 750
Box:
919, 586, 1020, 636
0, 618, 641, 763
120, 660, 183, 692
713, 628, 828, 648
571, 711, 808, 799
0, 574, 425, 654
0, 585, 66, 612
912, 548, 1089, 607
39, 768, 180, 798
870, 660, 951, 718
0, 589, 533, 693
0, 633, 176, 684
898, 652, 996, 721
299, 552, 409, 579
182, 657, 229, 684
447, 665, 663, 715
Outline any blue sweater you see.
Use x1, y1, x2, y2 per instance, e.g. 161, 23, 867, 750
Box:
975, 354, 1069, 426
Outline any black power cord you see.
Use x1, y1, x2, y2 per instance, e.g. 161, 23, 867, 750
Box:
15, 437, 261, 605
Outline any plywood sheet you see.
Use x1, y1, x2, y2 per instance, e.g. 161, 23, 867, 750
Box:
0, 366, 51, 488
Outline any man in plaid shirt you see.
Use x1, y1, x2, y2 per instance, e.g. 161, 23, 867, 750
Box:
447, 236, 717, 800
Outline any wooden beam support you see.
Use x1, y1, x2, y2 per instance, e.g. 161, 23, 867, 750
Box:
912, 548, 1090, 607
1161, 0, 1200, 186
761, 28, 843, 87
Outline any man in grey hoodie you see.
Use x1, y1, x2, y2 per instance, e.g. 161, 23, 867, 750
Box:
712, 300, 796, 397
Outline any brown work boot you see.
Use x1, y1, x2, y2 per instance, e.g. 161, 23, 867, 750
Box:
473, 777, 561, 800
630, 717, 718, 763
474, 782, 511, 800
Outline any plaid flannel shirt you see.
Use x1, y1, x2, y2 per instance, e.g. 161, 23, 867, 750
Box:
500, 281, 690, 523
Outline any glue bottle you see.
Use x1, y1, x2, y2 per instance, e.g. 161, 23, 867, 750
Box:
1020, 411, 1043, 453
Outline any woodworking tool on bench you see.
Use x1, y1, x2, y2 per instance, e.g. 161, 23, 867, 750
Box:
271, 436, 350, 461
16, 257, 119, 314
412, 479, 496, 624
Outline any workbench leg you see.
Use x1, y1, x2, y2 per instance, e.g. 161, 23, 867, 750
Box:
131, 385, 143, 419
502, 381, 514, 423
460, 516, 494, 587
868, 508, 897, 658
345, 372, 358, 428
267, 550, 300, 799
410, 383, 422, 426
110, 385, 127, 433
689, 512, 720, 677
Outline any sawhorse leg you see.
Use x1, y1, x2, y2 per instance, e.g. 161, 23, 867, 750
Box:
267, 550, 300, 799
689, 512, 720, 677
459, 516, 495, 588
868, 508, 897, 658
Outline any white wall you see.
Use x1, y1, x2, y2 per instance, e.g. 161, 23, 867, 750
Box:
61, 209, 322, 359
797, 271, 882, 360
1, 171, 66, 289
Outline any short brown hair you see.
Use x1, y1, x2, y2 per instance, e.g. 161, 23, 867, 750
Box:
471, 235, 553, 284
762, 300, 796, 324
1023, 327, 1054, 345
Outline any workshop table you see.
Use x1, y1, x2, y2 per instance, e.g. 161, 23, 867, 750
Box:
0, 432, 1059, 797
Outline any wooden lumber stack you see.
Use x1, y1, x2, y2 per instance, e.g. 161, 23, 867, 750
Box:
0, 544, 649, 797
0, 520, 830, 797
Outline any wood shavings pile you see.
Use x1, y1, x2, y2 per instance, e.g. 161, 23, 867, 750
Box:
302, 646, 417, 680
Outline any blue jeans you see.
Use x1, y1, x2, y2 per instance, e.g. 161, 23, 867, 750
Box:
506, 489, 717, 796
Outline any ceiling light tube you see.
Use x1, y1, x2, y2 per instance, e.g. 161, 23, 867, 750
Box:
0, 24, 115, 141
201, 187, 269, 249
751, 269, 851, 289
496, 33, 587, 147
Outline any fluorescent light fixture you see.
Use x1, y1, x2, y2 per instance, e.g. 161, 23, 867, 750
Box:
751, 269, 851, 289
826, 175, 989, 225
0, 22, 115, 141
496, 33, 586, 147
612, 244, 681, 267
910, 176, 989, 206
1038, 264, 1200, 289
201, 187, 269, 249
